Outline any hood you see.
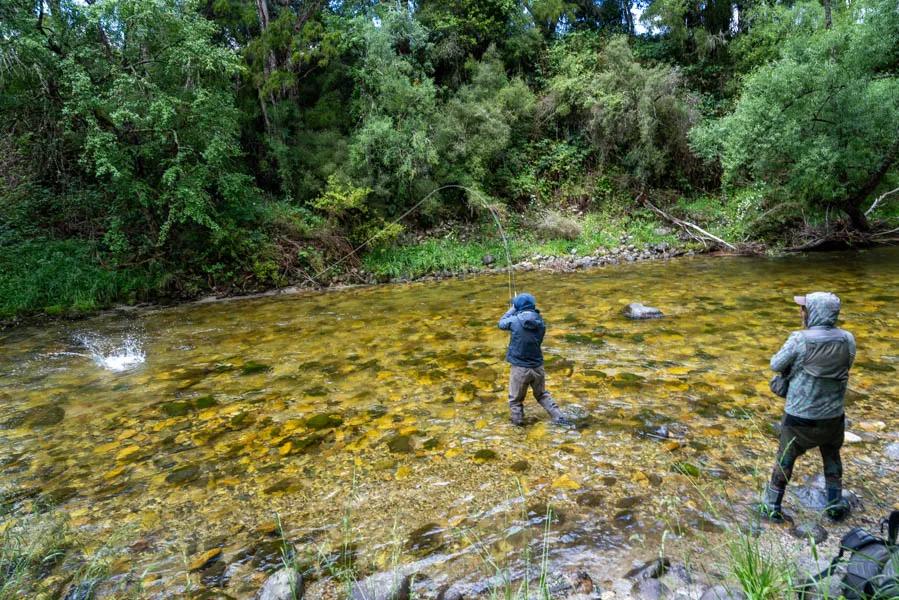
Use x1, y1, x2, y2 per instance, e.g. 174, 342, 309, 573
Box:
513, 293, 537, 312
517, 309, 542, 331
804, 292, 841, 328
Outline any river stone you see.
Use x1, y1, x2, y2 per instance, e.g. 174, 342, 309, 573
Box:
24, 404, 66, 428
791, 481, 860, 511
482, 254, 496, 266
473, 449, 497, 461
700, 585, 747, 600
406, 523, 444, 555
194, 395, 217, 409
509, 460, 530, 473
189, 548, 222, 572
791, 522, 828, 544
633, 578, 671, 599
616, 495, 644, 509
241, 361, 272, 375
351, 572, 411, 600
885, 442, 899, 461
437, 585, 464, 600
166, 464, 200, 485
306, 414, 342, 430
386, 435, 413, 453
257, 567, 304, 600
162, 400, 192, 417
844, 431, 862, 444
626, 557, 670, 580
623, 303, 664, 320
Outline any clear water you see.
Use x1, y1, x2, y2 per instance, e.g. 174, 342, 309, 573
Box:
1, 248, 897, 597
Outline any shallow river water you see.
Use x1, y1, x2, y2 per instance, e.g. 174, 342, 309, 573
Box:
2, 249, 898, 597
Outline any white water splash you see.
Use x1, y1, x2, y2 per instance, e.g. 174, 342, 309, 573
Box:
74, 333, 146, 372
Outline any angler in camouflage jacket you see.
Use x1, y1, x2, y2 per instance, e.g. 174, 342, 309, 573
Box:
760, 292, 856, 522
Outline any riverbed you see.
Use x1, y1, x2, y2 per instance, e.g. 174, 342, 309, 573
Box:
1, 248, 897, 597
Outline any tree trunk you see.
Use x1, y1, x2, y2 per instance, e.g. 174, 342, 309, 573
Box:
822, 0, 832, 29
255, 0, 270, 29
841, 133, 899, 231
623, 0, 635, 35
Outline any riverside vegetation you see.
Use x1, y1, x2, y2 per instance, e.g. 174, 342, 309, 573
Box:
2, 0, 899, 321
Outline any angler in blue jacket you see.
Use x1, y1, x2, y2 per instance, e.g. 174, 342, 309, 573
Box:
499, 293, 569, 426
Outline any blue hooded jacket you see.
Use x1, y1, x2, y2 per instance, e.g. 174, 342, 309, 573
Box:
498, 293, 545, 368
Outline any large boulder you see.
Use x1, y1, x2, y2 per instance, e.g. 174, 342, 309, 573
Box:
257, 567, 304, 600
351, 572, 411, 600
623, 303, 663, 320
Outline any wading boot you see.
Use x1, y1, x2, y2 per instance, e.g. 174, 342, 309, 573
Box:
755, 484, 789, 523
538, 397, 572, 427
825, 486, 851, 522
510, 403, 525, 427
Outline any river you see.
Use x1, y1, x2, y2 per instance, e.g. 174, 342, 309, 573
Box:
1, 248, 897, 597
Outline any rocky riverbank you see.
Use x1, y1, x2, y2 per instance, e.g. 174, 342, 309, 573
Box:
339, 238, 696, 287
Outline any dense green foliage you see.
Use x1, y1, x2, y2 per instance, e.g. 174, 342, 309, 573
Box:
1, 0, 897, 318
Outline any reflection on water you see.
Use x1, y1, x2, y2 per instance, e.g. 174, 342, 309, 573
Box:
1, 248, 898, 597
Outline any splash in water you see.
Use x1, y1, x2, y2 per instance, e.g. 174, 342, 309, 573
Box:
74, 332, 146, 372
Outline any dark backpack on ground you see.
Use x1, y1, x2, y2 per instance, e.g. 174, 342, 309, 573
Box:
801, 511, 899, 599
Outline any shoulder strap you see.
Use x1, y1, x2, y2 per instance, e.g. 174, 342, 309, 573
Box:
887, 510, 899, 546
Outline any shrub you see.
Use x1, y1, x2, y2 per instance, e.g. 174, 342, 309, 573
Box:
533, 211, 583, 240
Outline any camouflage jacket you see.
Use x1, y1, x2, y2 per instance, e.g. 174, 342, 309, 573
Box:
771, 293, 856, 420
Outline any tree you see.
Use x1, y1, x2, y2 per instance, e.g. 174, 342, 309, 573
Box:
691, 0, 899, 231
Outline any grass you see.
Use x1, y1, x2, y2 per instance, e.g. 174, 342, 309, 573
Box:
0, 510, 69, 599
363, 209, 685, 280
727, 534, 795, 599
0, 238, 155, 321
0, 508, 141, 599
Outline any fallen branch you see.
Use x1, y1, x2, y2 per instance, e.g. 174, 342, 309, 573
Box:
639, 192, 737, 251
871, 225, 899, 237
864, 186, 899, 217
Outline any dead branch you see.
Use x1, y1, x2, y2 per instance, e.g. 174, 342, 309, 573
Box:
639, 192, 737, 251
864, 186, 899, 217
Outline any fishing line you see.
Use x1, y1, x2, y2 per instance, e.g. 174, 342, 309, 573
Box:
312, 184, 517, 301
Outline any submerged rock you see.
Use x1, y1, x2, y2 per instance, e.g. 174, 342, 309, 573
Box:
306, 414, 342, 430
351, 572, 411, 600
509, 460, 530, 473
13, 404, 66, 428
189, 548, 222, 572
386, 435, 413, 454
241, 361, 272, 375
406, 523, 444, 555
162, 400, 192, 417
623, 303, 664, 320
473, 449, 497, 461
166, 464, 200, 485
257, 567, 304, 600
671, 462, 701, 478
